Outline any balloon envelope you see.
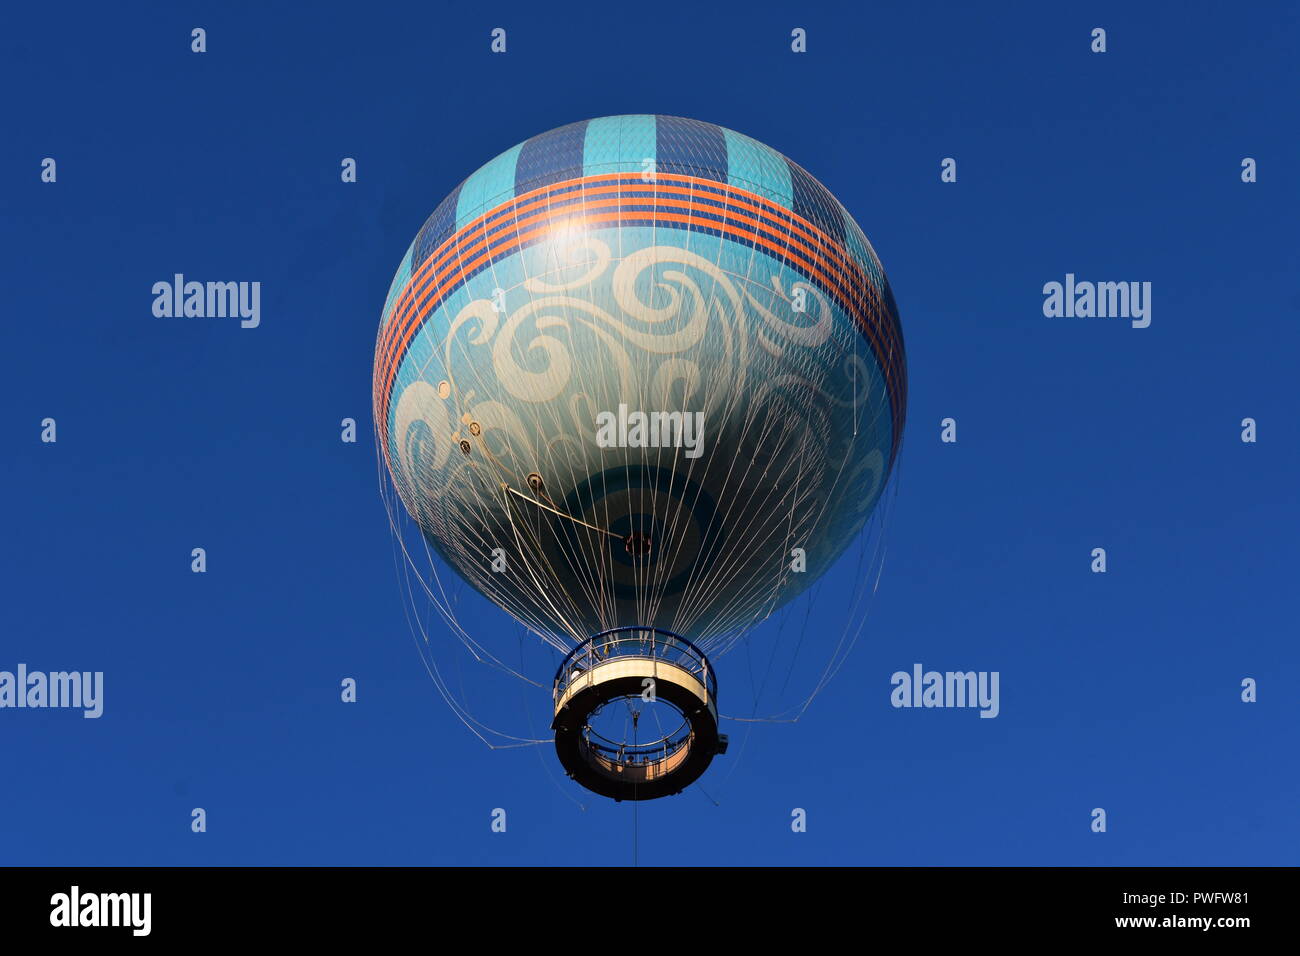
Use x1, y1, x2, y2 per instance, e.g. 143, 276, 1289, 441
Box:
374, 115, 905, 649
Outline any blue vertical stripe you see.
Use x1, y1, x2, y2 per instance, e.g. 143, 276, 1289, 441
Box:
413, 183, 462, 269
655, 115, 728, 182
786, 159, 846, 245
515, 119, 590, 193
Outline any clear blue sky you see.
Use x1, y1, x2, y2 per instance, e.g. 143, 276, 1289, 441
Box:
3, 1, 1296, 866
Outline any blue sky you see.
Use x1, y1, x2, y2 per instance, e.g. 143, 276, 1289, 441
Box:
2, 1, 1297, 865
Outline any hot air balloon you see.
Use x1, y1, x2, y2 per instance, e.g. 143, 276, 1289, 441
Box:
374, 115, 906, 800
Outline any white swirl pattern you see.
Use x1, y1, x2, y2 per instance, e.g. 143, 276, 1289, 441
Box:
384, 232, 896, 649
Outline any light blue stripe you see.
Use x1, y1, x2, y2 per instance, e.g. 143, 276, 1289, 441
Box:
723, 128, 793, 210
582, 114, 657, 176
455, 143, 523, 230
